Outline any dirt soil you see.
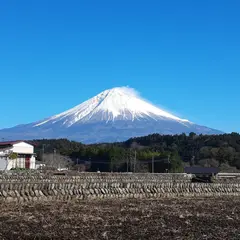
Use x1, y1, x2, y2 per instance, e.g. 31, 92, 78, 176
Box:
0, 197, 240, 240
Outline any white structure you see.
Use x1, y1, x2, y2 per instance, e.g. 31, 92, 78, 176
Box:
35, 161, 46, 170
0, 141, 36, 170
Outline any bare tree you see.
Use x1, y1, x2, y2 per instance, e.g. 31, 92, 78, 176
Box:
43, 153, 73, 170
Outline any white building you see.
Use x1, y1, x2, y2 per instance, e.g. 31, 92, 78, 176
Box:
0, 141, 36, 170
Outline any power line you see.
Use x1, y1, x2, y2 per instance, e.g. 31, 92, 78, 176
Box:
76, 158, 170, 164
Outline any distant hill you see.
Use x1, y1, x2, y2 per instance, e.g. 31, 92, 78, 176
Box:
31, 132, 240, 173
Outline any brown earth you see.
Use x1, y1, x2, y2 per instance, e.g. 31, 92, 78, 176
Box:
0, 197, 240, 240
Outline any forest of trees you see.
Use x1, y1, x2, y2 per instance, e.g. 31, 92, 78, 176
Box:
31, 132, 240, 173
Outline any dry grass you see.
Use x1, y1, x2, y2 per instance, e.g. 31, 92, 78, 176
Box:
0, 197, 240, 239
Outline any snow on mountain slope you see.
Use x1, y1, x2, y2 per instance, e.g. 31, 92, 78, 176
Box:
34, 87, 189, 127
0, 86, 223, 143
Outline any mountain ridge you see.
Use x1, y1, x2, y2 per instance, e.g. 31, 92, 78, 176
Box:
0, 86, 223, 143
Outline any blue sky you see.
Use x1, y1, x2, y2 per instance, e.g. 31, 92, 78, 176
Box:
0, 0, 239, 133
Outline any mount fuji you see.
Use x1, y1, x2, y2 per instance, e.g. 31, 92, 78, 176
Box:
0, 87, 223, 143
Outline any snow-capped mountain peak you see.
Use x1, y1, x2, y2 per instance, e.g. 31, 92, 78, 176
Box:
34, 86, 189, 127
0, 86, 223, 143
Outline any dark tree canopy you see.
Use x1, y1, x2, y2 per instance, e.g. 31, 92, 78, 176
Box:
31, 133, 240, 173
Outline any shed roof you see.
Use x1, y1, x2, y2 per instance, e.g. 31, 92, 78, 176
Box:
184, 167, 219, 174
0, 141, 34, 147
0, 141, 22, 146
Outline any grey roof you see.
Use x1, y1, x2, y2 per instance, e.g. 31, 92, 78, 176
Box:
184, 167, 219, 174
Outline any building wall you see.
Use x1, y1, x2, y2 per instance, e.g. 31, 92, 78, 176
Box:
0, 157, 7, 170
30, 155, 36, 169
12, 142, 34, 154
16, 156, 25, 169
7, 159, 16, 170
0, 156, 36, 170
0, 147, 14, 170
0, 157, 15, 170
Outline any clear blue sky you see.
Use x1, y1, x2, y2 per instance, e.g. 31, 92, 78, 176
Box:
0, 0, 239, 133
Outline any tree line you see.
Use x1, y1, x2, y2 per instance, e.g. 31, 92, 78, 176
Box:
31, 132, 240, 173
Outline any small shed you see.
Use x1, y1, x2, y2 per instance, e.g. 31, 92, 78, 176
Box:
184, 167, 219, 182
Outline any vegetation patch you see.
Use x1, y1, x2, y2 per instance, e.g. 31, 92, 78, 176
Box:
31, 133, 240, 172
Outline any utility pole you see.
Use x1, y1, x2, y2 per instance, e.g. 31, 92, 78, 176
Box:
152, 155, 154, 173
110, 155, 114, 172
134, 150, 136, 173
53, 148, 57, 169
167, 154, 170, 173
76, 158, 79, 171
126, 151, 129, 173
42, 144, 45, 163
191, 156, 195, 166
